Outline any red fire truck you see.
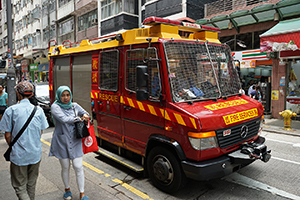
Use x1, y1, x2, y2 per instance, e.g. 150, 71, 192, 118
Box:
48, 17, 271, 193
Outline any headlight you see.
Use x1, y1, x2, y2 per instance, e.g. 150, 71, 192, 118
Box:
258, 115, 264, 133
188, 131, 218, 150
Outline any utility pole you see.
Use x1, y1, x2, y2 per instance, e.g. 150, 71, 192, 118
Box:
6, 0, 16, 106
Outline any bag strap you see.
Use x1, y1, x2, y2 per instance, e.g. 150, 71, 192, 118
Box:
8, 106, 37, 149
73, 106, 77, 117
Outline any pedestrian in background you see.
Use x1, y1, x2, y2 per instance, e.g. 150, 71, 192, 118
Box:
49, 86, 90, 200
249, 85, 257, 99
0, 84, 8, 122
255, 85, 263, 103
247, 80, 256, 96
0, 81, 49, 200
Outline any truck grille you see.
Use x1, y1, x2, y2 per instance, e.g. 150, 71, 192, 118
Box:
215, 118, 261, 149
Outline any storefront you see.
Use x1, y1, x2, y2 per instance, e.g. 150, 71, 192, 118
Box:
232, 49, 272, 113
279, 50, 300, 118
38, 63, 49, 82
260, 17, 300, 119
21, 60, 29, 82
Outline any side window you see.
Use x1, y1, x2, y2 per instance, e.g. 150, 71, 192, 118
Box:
99, 50, 119, 91
126, 48, 161, 99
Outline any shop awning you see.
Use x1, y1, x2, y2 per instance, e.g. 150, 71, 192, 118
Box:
260, 17, 300, 49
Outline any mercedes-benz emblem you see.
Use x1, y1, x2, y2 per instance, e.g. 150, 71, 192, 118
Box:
240, 125, 248, 138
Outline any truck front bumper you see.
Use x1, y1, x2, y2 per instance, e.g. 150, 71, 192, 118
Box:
181, 136, 271, 181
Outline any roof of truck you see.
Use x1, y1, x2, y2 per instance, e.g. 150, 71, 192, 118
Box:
48, 17, 221, 57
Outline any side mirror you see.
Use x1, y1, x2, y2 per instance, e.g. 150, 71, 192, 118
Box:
136, 65, 148, 87
136, 66, 149, 101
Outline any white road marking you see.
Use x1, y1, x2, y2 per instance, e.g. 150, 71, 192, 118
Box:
266, 138, 300, 147
223, 173, 300, 200
272, 156, 300, 165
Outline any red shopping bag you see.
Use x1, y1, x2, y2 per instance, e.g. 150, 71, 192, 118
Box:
82, 120, 99, 154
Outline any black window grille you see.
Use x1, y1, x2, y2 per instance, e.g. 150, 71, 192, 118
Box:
99, 50, 119, 91
126, 48, 161, 99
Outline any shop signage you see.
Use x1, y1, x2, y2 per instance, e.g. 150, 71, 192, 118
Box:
271, 90, 279, 100
38, 63, 49, 71
21, 60, 28, 72
240, 60, 256, 69
287, 97, 300, 104
21, 65, 28, 72
232, 49, 269, 68
280, 77, 285, 86
30, 63, 39, 71
21, 60, 27, 66
279, 49, 300, 59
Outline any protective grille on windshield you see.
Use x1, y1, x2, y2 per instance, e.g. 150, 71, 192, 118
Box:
164, 41, 240, 102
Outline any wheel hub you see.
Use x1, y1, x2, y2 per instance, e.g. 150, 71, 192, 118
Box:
153, 157, 173, 183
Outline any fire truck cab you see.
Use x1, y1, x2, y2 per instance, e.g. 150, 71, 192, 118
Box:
48, 17, 271, 193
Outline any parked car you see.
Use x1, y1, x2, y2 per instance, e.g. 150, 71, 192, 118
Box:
32, 82, 54, 126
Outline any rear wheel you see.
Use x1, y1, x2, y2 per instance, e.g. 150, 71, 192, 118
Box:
147, 146, 186, 193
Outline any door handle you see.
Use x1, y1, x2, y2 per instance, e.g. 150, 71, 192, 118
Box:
123, 106, 131, 110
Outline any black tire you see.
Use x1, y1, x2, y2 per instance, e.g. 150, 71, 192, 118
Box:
147, 146, 186, 194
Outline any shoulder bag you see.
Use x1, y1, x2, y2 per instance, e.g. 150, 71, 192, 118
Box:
73, 106, 90, 139
3, 106, 37, 161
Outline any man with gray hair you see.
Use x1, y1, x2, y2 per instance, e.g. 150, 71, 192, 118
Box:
0, 81, 49, 200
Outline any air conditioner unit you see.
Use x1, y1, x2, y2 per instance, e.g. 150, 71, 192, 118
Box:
91, 18, 98, 25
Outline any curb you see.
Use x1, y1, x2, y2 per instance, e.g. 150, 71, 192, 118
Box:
263, 125, 300, 137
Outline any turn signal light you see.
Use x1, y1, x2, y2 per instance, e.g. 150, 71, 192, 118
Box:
188, 131, 216, 139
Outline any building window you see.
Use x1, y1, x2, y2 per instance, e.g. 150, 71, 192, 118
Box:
32, 7, 41, 21
49, 0, 55, 12
58, 0, 71, 8
43, 29, 50, 41
101, 0, 122, 20
78, 9, 97, 32
59, 18, 74, 36
32, 34, 36, 47
124, 0, 134, 14
26, 14, 31, 25
99, 50, 119, 91
42, 4, 48, 15
22, 16, 26, 27
20, 39, 24, 48
16, 40, 20, 49
50, 26, 56, 39
28, 35, 32, 45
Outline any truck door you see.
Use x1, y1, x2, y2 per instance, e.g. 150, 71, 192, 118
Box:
97, 50, 123, 146
53, 57, 71, 92
122, 47, 164, 155
72, 54, 92, 116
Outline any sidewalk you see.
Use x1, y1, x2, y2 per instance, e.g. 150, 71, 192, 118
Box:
263, 117, 300, 135
0, 132, 130, 200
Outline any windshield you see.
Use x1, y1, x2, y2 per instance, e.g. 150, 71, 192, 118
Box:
164, 41, 240, 102
35, 84, 50, 102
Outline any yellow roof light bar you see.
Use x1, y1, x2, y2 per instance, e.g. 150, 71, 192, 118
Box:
143, 17, 221, 33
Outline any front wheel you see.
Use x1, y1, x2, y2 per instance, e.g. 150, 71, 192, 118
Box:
147, 146, 186, 193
